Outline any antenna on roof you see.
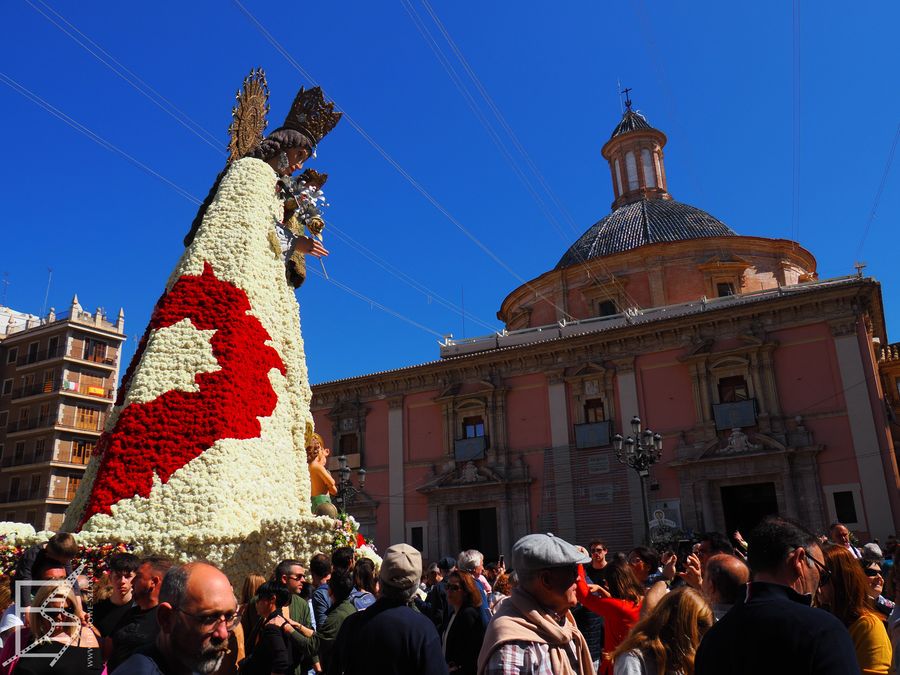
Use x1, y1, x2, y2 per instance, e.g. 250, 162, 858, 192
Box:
617, 78, 624, 113
621, 87, 633, 112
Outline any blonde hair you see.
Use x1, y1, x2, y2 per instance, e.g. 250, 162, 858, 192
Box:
612, 587, 713, 675
306, 433, 325, 464
27, 583, 79, 641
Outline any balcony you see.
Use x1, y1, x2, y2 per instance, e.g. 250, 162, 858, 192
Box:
1, 451, 48, 468
454, 435, 488, 461
6, 417, 55, 434
712, 399, 758, 431
574, 420, 613, 449
16, 346, 65, 367
55, 413, 106, 434
0, 489, 44, 504
11, 381, 60, 400
59, 380, 114, 400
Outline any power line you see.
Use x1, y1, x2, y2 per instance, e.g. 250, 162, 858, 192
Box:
410, 0, 641, 314
856, 123, 900, 258
24, 0, 225, 155
0, 71, 203, 205
231, 0, 573, 322
791, 0, 801, 244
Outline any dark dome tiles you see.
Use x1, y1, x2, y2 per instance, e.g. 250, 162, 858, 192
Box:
555, 199, 736, 269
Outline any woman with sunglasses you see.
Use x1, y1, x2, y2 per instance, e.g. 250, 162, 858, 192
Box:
820, 545, 892, 674
442, 570, 486, 674
13, 582, 101, 675
861, 559, 895, 623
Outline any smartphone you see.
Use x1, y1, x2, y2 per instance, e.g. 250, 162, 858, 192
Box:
499, 555, 505, 567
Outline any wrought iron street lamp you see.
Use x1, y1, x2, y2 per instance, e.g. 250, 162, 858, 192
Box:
613, 416, 663, 543
335, 454, 366, 511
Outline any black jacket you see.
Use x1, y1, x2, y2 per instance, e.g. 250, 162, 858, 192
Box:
443, 605, 485, 675
695, 581, 861, 675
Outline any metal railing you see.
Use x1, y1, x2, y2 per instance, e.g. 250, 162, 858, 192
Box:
712, 399, 758, 431
16, 346, 65, 367
6, 417, 55, 434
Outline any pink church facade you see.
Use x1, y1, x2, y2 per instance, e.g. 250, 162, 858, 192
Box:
311, 108, 900, 560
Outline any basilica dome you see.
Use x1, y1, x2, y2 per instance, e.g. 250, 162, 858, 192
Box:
556, 198, 736, 269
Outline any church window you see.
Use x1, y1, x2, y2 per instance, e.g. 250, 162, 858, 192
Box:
598, 300, 618, 317
584, 399, 605, 423
463, 416, 485, 438
716, 282, 735, 297
614, 159, 623, 197
625, 151, 639, 190
718, 375, 749, 403
642, 149, 657, 188
338, 433, 359, 455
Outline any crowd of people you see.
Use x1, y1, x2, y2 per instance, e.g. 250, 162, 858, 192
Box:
0, 518, 895, 674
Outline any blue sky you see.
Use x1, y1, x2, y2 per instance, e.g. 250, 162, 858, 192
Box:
1, 1, 898, 384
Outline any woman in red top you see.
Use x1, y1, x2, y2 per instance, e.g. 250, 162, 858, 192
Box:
577, 558, 643, 675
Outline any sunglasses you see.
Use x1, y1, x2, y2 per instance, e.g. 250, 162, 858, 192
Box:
864, 568, 883, 577
804, 550, 831, 587
446, 584, 462, 591
590, 548, 606, 554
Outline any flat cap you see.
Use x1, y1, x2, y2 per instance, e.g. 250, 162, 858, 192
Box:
512, 533, 590, 571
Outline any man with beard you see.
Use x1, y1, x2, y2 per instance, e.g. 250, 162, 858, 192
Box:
107, 556, 173, 670
113, 562, 237, 674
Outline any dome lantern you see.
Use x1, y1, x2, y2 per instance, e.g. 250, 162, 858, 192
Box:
601, 95, 669, 209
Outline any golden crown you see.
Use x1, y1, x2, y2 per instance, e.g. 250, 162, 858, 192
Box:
278, 86, 342, 147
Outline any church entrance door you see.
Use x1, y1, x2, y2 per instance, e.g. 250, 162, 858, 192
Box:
458, 507, 499, 562
721, 482, 778, 536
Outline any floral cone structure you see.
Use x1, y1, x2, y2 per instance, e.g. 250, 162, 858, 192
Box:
57, 158, 338, 579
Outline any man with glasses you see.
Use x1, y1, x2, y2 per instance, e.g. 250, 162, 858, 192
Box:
695, 516, 859, 675
113, 561, 238, 674
479, 533, 594, 675
573, 540, 608, 672
273, 558, 318, 674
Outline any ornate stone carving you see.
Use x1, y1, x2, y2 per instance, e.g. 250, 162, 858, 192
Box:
721, 428, 761, 454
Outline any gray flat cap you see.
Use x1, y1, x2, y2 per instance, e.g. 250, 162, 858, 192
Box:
512, 533, 591, 571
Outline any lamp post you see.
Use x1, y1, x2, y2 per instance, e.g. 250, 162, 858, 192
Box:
613, 416, 663, 544
335, 454, 366, 511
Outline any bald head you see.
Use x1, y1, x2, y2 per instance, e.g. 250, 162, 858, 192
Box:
702, 554, 749, 606
158, 562, 236, 674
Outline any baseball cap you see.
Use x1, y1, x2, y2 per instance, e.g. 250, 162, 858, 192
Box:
380, 544, 422, 590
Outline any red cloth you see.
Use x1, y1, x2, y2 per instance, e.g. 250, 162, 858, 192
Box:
576, 564, 641, 675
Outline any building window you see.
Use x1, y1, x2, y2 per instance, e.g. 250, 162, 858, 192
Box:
37, 403, 50, 425
83, 340, 107, 363
718, 375, 749, 403
29, 475, 41, 496
14, 442, 25, 463
641, 148, 657, 188
598, 300, 618, 317
34, 439, 46, 461
833, 491, 858, 524
584, 399, 605, 423
42, 370, 56, 393
614, 159, 623, 197
18, 408, 29, 425
6, 348, 17, 364
47, 336, 58, 357
72, 440, 93, 464
4, 512, 14, 522
625, 151, 639, 191
25, 511, 36, 528
76, 407, 99, 430
338, 434, 358, 455
1, 379, 11, 396
9, 477, 20, 501
463, 416, 485, 439
716, 282, 735, 297
0, 412, 6, 428
26, 342, 38, 363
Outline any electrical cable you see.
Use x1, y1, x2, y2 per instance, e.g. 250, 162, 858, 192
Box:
231, 0, 574, 322
23, 0, 225, 155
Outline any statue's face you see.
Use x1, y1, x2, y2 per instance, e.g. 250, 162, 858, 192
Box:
285, 146, 309, 174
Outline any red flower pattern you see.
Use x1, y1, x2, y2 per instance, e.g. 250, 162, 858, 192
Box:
79, 262, 286, 525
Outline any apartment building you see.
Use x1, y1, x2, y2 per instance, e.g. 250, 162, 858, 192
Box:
0, 295, 125, 531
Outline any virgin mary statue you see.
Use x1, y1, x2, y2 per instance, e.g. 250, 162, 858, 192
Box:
60, 71, 343, 579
